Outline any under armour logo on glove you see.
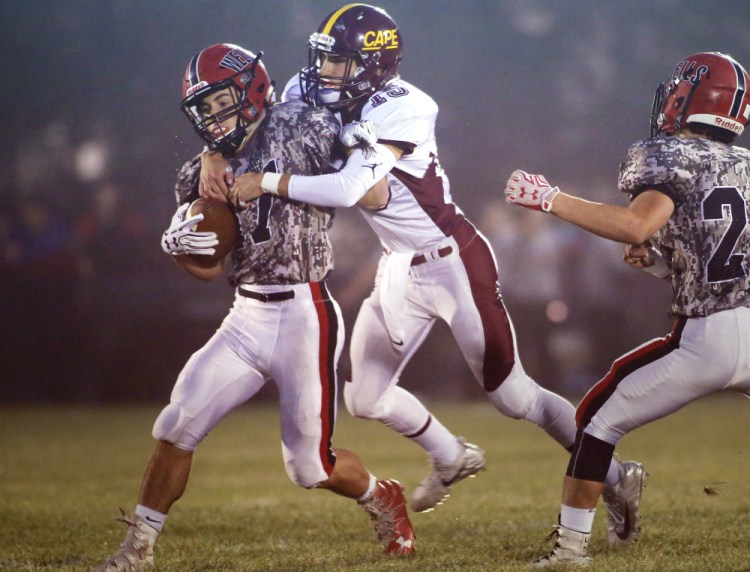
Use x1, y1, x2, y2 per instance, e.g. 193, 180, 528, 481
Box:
504, 169, 560, 213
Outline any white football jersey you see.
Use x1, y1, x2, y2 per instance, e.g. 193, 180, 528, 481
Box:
358, 78, 474, 253
283, 74, 477, 254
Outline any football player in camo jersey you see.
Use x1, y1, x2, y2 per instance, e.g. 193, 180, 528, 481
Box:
199, 3, 635, 524
505, 51, 750, 567
93, 43, 414, 572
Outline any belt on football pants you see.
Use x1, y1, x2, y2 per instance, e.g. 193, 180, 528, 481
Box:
238, 289, 295, 303
411, 246, 453, 266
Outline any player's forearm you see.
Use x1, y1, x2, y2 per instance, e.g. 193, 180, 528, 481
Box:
550, 192, 653, 245
286, 146, 396, 208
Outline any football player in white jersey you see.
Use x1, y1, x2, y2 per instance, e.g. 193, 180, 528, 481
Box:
198, 3, 636, 525
93, 43, 415, 571
505, 51, 750, 566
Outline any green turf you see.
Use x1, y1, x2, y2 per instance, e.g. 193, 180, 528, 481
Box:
1, 394, 748, 571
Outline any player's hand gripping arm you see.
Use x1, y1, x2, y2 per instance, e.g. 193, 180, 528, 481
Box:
161, 203, 219, 256
504, 169, 674, 245
339, 120, 379, 158
199, 150, 234, 201
340, 120, 390, 210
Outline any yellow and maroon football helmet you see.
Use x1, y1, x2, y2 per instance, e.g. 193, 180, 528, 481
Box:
300, 4, 403, 112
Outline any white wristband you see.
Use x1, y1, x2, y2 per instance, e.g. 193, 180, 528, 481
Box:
541, 187, 560, 213
261, 172, 282, 195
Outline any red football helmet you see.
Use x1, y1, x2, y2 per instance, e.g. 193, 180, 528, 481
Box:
300, 4, 403, 111
181, 44, 274, 154
651, 52, 750, 138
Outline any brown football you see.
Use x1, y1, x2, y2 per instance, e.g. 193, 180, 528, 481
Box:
183, 198, 239, 268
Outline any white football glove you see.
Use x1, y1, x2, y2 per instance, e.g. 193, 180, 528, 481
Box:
504, 169, 560, 213
339, 120, 379, 158
161, 202, 219, 256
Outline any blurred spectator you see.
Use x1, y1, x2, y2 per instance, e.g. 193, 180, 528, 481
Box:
73, 180, 157, 399
0, 195, 79, 400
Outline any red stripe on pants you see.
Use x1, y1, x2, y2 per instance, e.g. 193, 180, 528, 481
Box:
310, 282, 336, 475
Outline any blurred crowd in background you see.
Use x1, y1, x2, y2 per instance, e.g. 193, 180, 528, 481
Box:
0, 164, 672, 403
3, 0, 747, 403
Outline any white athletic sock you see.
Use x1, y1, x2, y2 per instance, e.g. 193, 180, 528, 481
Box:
560, 504, 596, 534
523, 387, 577, 449
374, 386, 463, 465
135, 504, 167, 532
603, 457, 624, 488
409, 417, 464, 465
357, 474, 378, 504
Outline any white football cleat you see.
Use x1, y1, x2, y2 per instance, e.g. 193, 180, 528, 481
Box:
602, 460, 646, 546
410, 438, 486, 513
532, 524, 592, 568
92, 511, 158, 571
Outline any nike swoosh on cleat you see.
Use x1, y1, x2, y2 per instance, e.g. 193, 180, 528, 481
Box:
616, 507, 631, 541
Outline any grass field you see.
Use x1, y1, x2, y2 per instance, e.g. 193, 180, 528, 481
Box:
1, 394, 749, 571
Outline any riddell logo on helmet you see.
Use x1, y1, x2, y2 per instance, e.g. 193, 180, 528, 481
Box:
363, 29, 399, 51
187, 81, 208, 96
714, 117, 742, 133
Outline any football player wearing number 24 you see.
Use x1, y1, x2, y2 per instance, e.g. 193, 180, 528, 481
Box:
200, 3, 635, 519
93, 43, 414, 571
505, 52, 750, 566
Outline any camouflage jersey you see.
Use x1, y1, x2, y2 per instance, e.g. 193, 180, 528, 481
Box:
618, 134, 750, 317
174, 100, 340, 286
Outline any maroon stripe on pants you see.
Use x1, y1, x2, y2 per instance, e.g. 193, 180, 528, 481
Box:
389, 160, 515, 390
459, 235, 516, 392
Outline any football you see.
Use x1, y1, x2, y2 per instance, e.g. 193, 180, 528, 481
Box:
183, 197, 239, 268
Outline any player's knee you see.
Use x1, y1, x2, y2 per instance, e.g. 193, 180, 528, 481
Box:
284, 459, 329, 489
344, 381, 382, 420
152, 402, 198, 451
565, 430, 615, 482
486, 365, 537, 419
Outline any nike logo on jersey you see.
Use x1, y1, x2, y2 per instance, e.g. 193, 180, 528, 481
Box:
363, 162, 383, 178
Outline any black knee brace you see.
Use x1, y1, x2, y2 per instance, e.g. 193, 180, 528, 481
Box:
565, 429, 615, 482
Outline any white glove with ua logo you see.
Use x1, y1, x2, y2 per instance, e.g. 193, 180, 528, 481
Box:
504, 169, 561, 213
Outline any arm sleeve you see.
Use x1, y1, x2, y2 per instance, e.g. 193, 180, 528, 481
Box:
287, 144, 397, 207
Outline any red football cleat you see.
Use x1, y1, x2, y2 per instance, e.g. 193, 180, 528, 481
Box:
359, 479, 415, 556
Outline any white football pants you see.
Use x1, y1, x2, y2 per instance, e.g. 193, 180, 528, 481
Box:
580, 306, 750, 444
152, 282, 343, 489
345, 235, 577, 450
